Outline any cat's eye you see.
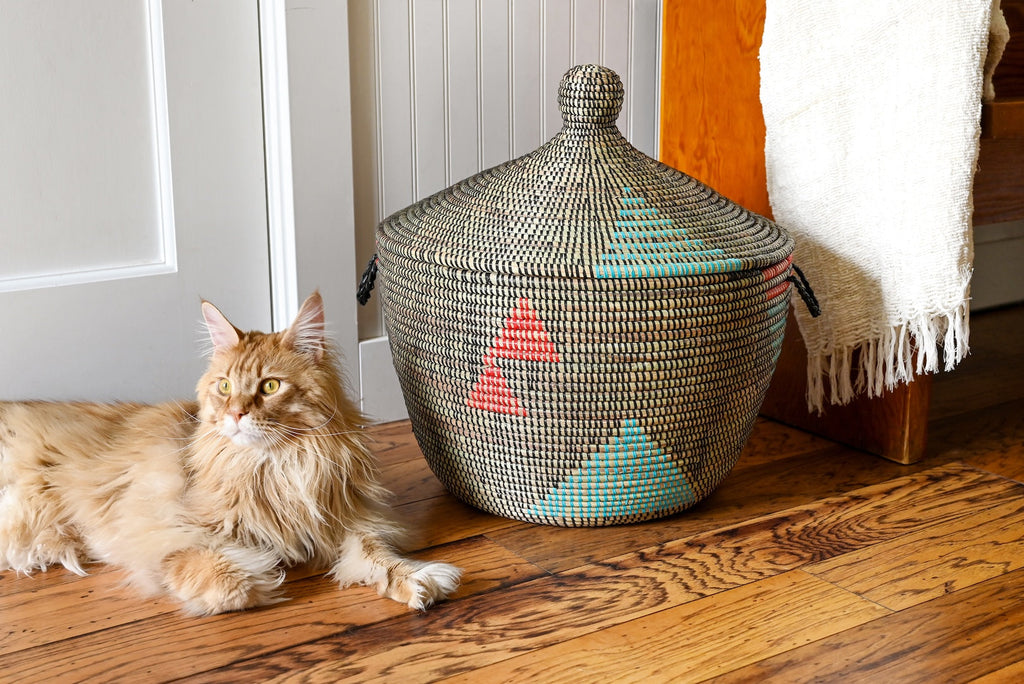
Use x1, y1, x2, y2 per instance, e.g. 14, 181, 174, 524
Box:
217, 379, 232, 395
260, 378, 281, 395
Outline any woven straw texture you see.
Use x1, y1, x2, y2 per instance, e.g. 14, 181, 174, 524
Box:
375, 65, 794, 526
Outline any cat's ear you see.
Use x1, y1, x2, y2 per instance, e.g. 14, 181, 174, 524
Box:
284, 291, 325, 360
201, 300, 241, 351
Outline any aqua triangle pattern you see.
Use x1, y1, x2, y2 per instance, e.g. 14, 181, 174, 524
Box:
528, 419, 696, 521
594, 187, 744, 278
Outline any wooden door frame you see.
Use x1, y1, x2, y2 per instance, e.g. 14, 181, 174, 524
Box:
259, 0, 300, 333
260, 0, 362, 404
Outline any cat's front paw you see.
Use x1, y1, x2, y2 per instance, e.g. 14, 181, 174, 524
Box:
391, 560, 462, 611
330, 535, 461, 610
162, 545, 284, 615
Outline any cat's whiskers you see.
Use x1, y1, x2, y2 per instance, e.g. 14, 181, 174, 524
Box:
281, 426, 362, 439
277, 407, 365, 441
170, 399, 201, 421
262, 424, 335, 459
275, 403, 342, 434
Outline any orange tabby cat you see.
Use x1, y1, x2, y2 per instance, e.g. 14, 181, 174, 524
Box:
0, 292, 460, 615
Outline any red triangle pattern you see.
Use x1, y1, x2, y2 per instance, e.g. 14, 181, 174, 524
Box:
763, 255, 794, 303
490, 298, 562, 363
468, 298, 561, 416
466, 358, 527, 416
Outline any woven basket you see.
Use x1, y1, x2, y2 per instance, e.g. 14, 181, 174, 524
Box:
365, 65, 813, 527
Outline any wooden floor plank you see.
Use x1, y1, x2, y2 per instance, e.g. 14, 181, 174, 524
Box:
731, 415, 838, 463
713, 568, 1024, 683
484, 451, 1001, 574
0, 562, 101, 599
487, 440, 937, 573
185, 463, 1018, 682
1, 304, 1018, 682
0, 567, 173, 655
927, 398, 1024, 482
807, 497, 1024, 610
440, 570, 890, 684
363, 421, 431, 467
0, 537, 541, 682
379, 457, 449, 506
189, 571, 674, 682
971, 659, 1024, 683
391, 493, 520, 550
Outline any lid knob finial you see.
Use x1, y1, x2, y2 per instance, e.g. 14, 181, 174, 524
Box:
558, 64, 624, 126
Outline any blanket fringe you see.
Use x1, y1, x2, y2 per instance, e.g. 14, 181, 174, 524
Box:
804, 302, 971, 414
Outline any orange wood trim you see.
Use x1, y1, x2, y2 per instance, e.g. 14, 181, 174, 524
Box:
659, 0, 770, 217
981, 99, 1024, 139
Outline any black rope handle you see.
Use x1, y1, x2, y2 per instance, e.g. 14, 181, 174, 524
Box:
356, 254, 378, 306
787, 264, 821, 318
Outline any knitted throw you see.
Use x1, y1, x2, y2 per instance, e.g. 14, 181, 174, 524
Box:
759, 0, 1002, 412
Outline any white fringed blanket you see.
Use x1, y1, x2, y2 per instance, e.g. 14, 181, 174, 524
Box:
760, 0, 1003, 412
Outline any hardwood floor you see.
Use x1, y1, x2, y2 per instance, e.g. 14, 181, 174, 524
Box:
3, 304, 1022, 682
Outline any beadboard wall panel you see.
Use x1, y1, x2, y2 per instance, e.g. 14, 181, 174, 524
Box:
351, 0, 660, 421
351, 0, 661, 346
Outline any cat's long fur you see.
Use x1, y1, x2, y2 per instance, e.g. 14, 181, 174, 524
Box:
0, 292, 460, 615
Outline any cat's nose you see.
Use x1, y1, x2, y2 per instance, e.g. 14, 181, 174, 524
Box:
232, 410, 248, 424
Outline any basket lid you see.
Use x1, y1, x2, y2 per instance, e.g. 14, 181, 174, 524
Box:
376, 64, 793, 279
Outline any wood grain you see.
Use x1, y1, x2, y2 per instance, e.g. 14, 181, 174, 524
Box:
441, 571, 890, 684
1, 304, 1021, 682
807, 498, 1024, 610
0, 538, 542, 682
660, 0, 769, 216
182, 464, 1021, 682
714, 569, 1024, 683
0, 567, 172, 654
391, 492, 519, 550
973, 660, 1024, 683
928, 400, 1024, 481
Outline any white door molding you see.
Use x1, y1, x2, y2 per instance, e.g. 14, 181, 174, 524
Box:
0, 0, 177, 294
274, 1, 361, 399
258, 0, 299, 332
1, 0, 272, 402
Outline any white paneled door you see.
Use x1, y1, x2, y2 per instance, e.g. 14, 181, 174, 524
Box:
0, 0, 273, 402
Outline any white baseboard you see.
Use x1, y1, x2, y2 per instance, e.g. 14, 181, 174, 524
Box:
358, 336, 408, 424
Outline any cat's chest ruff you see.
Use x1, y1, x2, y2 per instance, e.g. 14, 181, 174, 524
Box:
195, 450, 334, 562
